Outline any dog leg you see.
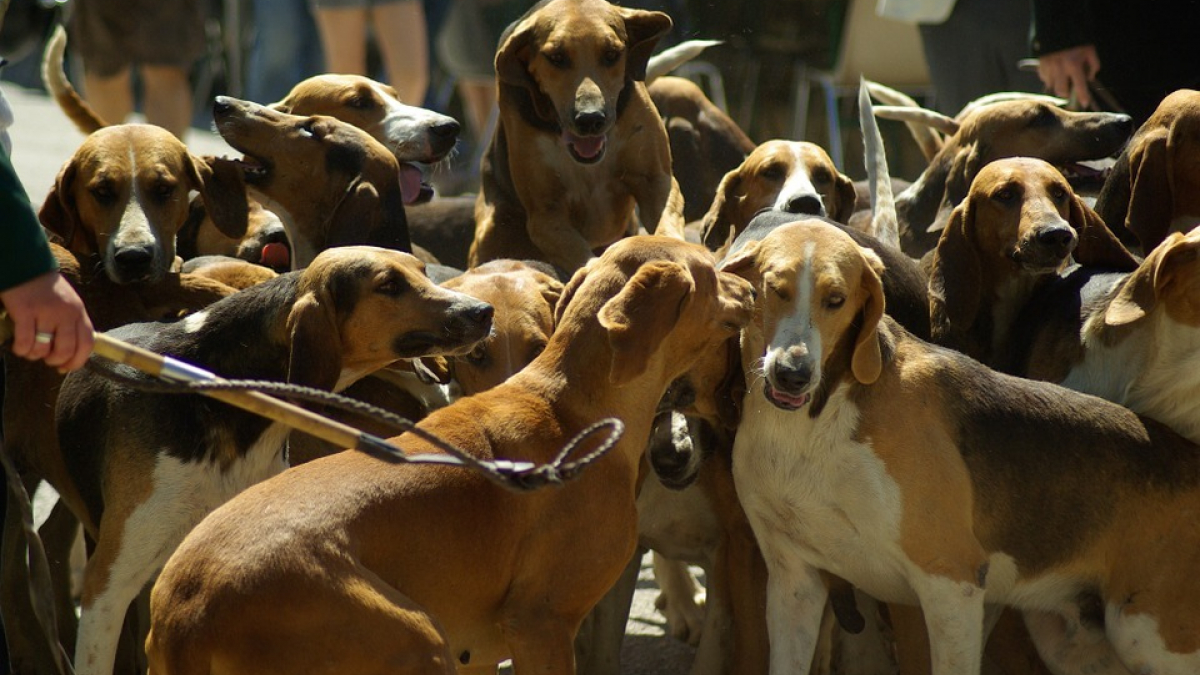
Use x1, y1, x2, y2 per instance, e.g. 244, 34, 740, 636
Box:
635, 174, 686, 240
911, 575, 986, 675
526, 210, 599, 273
652, 553, 706, 646
506, 613, 579, 674
1, 475, 63, 675
575, 547, 643, 675
761, 557, 827, 675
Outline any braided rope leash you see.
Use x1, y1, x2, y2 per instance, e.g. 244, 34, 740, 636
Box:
83, 353, 625, 493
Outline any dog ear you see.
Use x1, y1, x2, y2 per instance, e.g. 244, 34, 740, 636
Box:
187, 155, 250, 240
599, 260, 694, 386
1068, 194, 1139, 272
332, 181, 413, 253
495, 18, 557, 123
554, 260, 592, 326
1125, 127, 1172, 253
619, 7, 672, 82
929, 202, 981, 347
830, 170, 858, 224
717, 239, 761, 281
1106, 232, 1193, 326
942, 142, 984, 212
852, 247, 886, 384
39, 159, 91, 253
286, 291, 344, 390
535, 273, 565, 322
700, 169, 743, 251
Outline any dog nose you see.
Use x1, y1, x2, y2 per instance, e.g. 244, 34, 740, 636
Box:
1114, 114, 1134, 136
1036, 226, 1077, 258
772, 361, 813, 393
783, 194, 825, 216
449, 301, 494, 335
114, 245, 155, 272
574, 110, 606, 136
213, 97, 233, 115
430, 119, 460, 141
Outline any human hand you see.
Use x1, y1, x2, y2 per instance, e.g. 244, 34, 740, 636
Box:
0, 271, 94, 371
1037, 45, 1101, 109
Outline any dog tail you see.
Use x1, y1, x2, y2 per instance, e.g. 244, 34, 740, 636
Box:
865, 79, 949, 161
859, 77, 899, 250
645, 39, 723, 84
42, 25, 109, 135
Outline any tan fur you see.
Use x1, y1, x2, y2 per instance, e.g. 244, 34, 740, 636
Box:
469, 0, 685, 273
1095, 89, 1200, 254
700, 140, 857, 251
442, 260, 564, 396
38, 124, 248, 285
929, 157, 1136, 365
145, 236, 754, 675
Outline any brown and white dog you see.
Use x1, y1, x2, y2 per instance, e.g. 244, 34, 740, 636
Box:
469, 0, 685, 272
856, 98, 1134, 258
37, 123, 248, 285
928, 157, 1138, 366
700, 140, 857, 252
1094, 89, 1200, 254
723, 218, 1200, 675
144, 236, 754, 675
55, 247, 493, 675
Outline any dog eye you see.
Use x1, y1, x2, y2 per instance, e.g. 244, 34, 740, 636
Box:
376, 278, 407, 296
603, 49, 621, 65
90, 183, 117, 205
994, 188, 1016, 203
299, 120, 318, 138
771, 286, 790, 302
810, 167, 831, 184
760, 165, 785, 181
824, 294, 845, 309
348, 96, 375, 110
1028, 106, 1057, 127
528, 342, 547, 361
546, 51, 569, 68
151, 182, 176, 200
1050, 185, 1068, 201
466, 343, 490, 366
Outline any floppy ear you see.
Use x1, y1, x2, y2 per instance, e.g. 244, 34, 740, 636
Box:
1068, 194, 1139, 272
598, 261, 694, 386
286, 291, 344, 390
554, 261, 591, 326
1125, 128, 1173, 253
535, 273, 565, 320
39, 159, 91, 253
186, 155, 249, 240
1106, 232, 1193, 325
929, 202, 982, 345
852, 248, 886, 384
942, 142, 984, 211
331, 181, 413, 253
717, 239, 761, 281
495, 17, 557, 122
700, 169, 744, 251
618, 7, 672, 82
830, 170, 858, 224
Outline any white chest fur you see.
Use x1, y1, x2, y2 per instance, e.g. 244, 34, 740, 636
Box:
733, 386, 914, 603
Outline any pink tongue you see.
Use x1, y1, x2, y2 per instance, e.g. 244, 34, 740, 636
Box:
260, 242, 290, 269
563, 132, 604, 159
771, 388, 810, 407
399, 164, 424, 204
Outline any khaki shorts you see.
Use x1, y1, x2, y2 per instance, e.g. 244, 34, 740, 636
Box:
68, 0, 207, 77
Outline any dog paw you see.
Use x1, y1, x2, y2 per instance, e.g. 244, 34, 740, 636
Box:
655, 588, 706, 646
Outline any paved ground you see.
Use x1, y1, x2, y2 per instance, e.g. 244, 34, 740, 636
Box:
8, 81, 700, 675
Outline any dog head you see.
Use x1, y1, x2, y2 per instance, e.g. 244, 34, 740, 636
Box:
1106, 225, 1200, 328
271, 73, 460, 167
551, 235, 753, 389
931, 158, 1137, 344
701, 140, 856, 251
722, 220, 887, 415
1095, 89, 1200, 254
181, 198, 292, 272
441, 259, 564, 396
496, 0, 671, 164
285, 246, 494, 391
39, 124, 249, 284
213, 96, 414, 268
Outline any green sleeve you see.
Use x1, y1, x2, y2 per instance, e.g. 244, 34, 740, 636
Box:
0, 147, 57, 292
1029, 0, 1097, 56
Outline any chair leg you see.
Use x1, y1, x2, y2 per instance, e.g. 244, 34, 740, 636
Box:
821, 78, 843, 170
791, 59, 811, 141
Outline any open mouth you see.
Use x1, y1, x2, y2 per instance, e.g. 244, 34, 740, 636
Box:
231, 153, 271, 185
1058, 159, 1113, 189
764, 382, 810, 411
563, 131, 606, 164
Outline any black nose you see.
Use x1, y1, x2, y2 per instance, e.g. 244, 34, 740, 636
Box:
784, 194, 825, 216
213, 97, 233, 115
1036, 226, 1076, 257
574, 110, 606, 136
449, 302, 494, 335
114, 245, 154, 271
1114, 114, 1134, 136
430, 120, 460, 140
773, 361, 813, 393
